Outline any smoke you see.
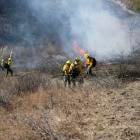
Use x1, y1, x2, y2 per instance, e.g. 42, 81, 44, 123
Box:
25, 0, 132, 59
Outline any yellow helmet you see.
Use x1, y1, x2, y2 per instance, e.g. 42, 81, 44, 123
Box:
66, 60, 71, 64
8, 57, 12, 61
84, 53, 90, 58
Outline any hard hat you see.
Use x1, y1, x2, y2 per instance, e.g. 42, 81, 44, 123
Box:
74, 61, 78, 65
8, 57, 12, 61
84, 53, 90, 58
71, 63, 74, 67
75, 57, 81, 62
66, 60, 71, 64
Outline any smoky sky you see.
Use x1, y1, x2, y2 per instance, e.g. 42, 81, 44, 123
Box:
26, 0, 132, 58
0, 0, 138, 59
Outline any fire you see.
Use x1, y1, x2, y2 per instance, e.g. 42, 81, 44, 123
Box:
73, 41, 86, 56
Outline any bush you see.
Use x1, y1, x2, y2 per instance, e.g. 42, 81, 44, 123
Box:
0, 72, 49, 110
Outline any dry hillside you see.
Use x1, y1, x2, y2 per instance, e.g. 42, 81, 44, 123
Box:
0, 64, 140, 140
115, 0, 140, 11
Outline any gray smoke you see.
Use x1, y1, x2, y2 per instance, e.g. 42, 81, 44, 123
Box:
25, 0, 133, 59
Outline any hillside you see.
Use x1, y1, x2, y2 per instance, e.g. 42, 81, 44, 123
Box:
0, 1, 140, 140
0, 0, 71, 46
0, 73, 140, 140
0, 0, 140, 47
115, 0, 140, 11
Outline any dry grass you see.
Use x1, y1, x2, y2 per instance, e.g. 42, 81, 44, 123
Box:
0, 61, 140, 140
0, 74, 140, 140
0, 71, 49, 111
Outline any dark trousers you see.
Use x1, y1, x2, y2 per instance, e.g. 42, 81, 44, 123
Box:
4, 63, 13, 76
71, 76, 84, 87
86, 65, 93, 75
0, 65, 4, 71
63, 75, 71, 87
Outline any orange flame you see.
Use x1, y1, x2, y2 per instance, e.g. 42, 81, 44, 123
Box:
73, 41, 86, 56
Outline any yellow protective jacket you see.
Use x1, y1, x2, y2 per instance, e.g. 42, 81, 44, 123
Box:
8, 58, 12, 65
85, 57, 93, 67
69, 63, 74, 73
77, 63, 83, 75
63, 64, 71, 75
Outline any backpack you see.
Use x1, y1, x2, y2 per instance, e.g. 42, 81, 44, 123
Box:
71, 64, 79, 78
90, 57, 97, 67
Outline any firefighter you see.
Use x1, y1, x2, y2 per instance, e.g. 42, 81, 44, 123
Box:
63, 60, 71, 87
84, 53, 96, 75
70, 57, 84, 86
3, 56, 13, 76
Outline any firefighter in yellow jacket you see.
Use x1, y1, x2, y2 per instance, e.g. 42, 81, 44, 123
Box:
63, 60, 71, 87
84, 53, 96, 75
3, 56, 13, 76
69, 57, 84, 86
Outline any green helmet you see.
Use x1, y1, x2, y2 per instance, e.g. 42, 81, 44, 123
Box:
75, 57, 81, 62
